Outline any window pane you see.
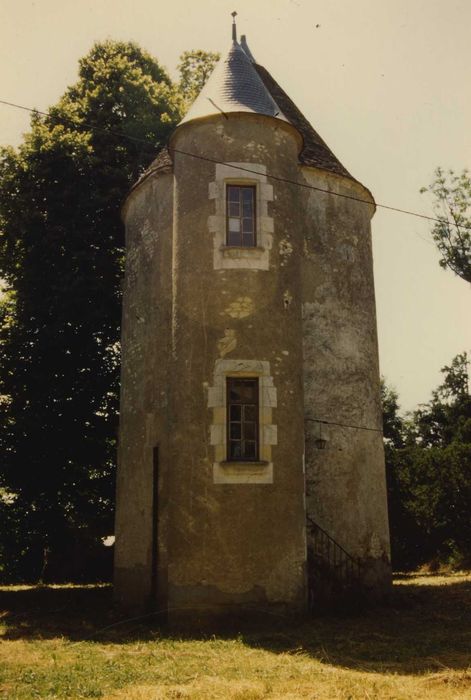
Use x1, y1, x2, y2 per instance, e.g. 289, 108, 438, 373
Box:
242, 199, 253, 216
242, 218, 253, 233
242, 187, 254, 202
229, 383, 242, 402
244, 422, 256, 440
240, 383, 256, 400
244, 405, 257, 421
230, 404, 241, 421
227, 186, 240, 202
230, 441, 242, 459
230, 423, 241, 440
227, 231, 241, 246
228, 202, 240, 217
244, 441, 256, 460
228, 218, 240, 232
243, 233, 254, 247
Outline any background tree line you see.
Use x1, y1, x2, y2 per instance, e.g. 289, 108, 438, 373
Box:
383, 351, 471, 571
0, 40, 469, 582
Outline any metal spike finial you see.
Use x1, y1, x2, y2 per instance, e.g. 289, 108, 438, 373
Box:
231, 11, 238, 42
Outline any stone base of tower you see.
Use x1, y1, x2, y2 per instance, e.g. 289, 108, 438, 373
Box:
114, 566, 151, 611
113, 571, 308, 628
360, 555, 392, 597
164, 585, 307, 630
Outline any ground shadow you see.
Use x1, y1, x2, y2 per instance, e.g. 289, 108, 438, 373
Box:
1, 575, 470, 675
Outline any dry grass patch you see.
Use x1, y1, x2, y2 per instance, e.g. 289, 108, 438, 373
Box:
395, 571, 471, 587
102, 665, 471, 700
0, 573, 470, 699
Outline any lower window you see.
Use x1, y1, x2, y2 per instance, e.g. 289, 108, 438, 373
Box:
227, 377, 259, 461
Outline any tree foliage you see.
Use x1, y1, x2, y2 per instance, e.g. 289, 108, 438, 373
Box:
0, 41, 217, 582
178, 50, 220, 106
421, 167, 471, 283
383, 353, 471, 570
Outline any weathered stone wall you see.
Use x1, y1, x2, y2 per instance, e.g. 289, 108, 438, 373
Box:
301, 167, 391, 591
115, 111, 391, 614
165, 115, 307, 614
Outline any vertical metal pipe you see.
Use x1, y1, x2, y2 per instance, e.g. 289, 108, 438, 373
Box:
150, 445, 159, 601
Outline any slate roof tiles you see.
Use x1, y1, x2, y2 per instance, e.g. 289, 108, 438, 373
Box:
141, 38, 355, 184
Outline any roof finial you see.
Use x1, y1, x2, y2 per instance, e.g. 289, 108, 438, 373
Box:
231, 11, 238, 42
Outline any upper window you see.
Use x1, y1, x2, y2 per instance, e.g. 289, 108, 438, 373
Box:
226, 185, 256, 247
227, 377, 259, 461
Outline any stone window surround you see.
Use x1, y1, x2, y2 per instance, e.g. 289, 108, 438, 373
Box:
208, 359, 277, 484
208, 163, 274, 271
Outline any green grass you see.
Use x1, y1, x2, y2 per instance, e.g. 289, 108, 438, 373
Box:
1, 573, 471, 699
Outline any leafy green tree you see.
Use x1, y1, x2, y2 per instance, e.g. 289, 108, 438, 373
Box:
0, 41, 182, 582
381, 380, 423, 569
384, 354, 471, 570
381, 380, 404, 449
421, 168, 471, 283
400, 443, 471, 567
435, 351, 469, 401
407, 352, 471, 447
178, 50, 220, 106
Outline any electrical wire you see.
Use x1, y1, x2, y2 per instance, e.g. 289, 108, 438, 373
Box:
0, 98, 456, 435
172, 146, 467, 229
1, 97, 468, 231
0, 98, 159, 152
305, 417, 383, 433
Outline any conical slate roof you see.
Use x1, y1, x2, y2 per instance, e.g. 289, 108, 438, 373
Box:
140, 36, 356, 185
253, 63, 353, 180
180, 41, 286, 124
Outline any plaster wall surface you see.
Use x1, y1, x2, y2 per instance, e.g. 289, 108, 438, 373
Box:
165, 115, 307, 613
300, 167, 391, 589
114, 172, 173, 608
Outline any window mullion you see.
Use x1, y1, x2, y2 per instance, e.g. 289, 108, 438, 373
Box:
238, 188, 244, 246
241, 403, 246, 458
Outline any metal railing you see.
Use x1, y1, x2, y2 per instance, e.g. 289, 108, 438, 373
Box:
306, 516, 362, 606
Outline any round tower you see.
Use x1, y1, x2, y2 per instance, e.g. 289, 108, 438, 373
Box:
114, 23, 391, 617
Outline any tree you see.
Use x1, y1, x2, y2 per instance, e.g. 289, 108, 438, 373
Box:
407, 352, 471, 448
420, 167, 471, 283
384, 354, 471, 571
381, 380, 422, 569
178, 50, 220, 106
436, 351, 469, 401
0, 41, 184, 582
381, 380, 404, 449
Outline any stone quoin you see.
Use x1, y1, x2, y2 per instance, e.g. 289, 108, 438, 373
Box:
114, 17, 391, 619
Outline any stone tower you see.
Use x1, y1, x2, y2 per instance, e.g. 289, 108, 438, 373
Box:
114, 23, 391, 617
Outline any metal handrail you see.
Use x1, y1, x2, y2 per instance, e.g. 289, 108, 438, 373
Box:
307, 516, 358, 563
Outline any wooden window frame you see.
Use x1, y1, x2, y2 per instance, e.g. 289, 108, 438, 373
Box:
226, 377, 260, 462
226, 184, 257, 248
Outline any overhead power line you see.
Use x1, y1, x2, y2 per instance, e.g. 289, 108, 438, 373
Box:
1, 97, 468, 231
0, 98, 158, 151
0, 98, 394, 435
305, 417, 383, 434
171, 146, 465, 229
